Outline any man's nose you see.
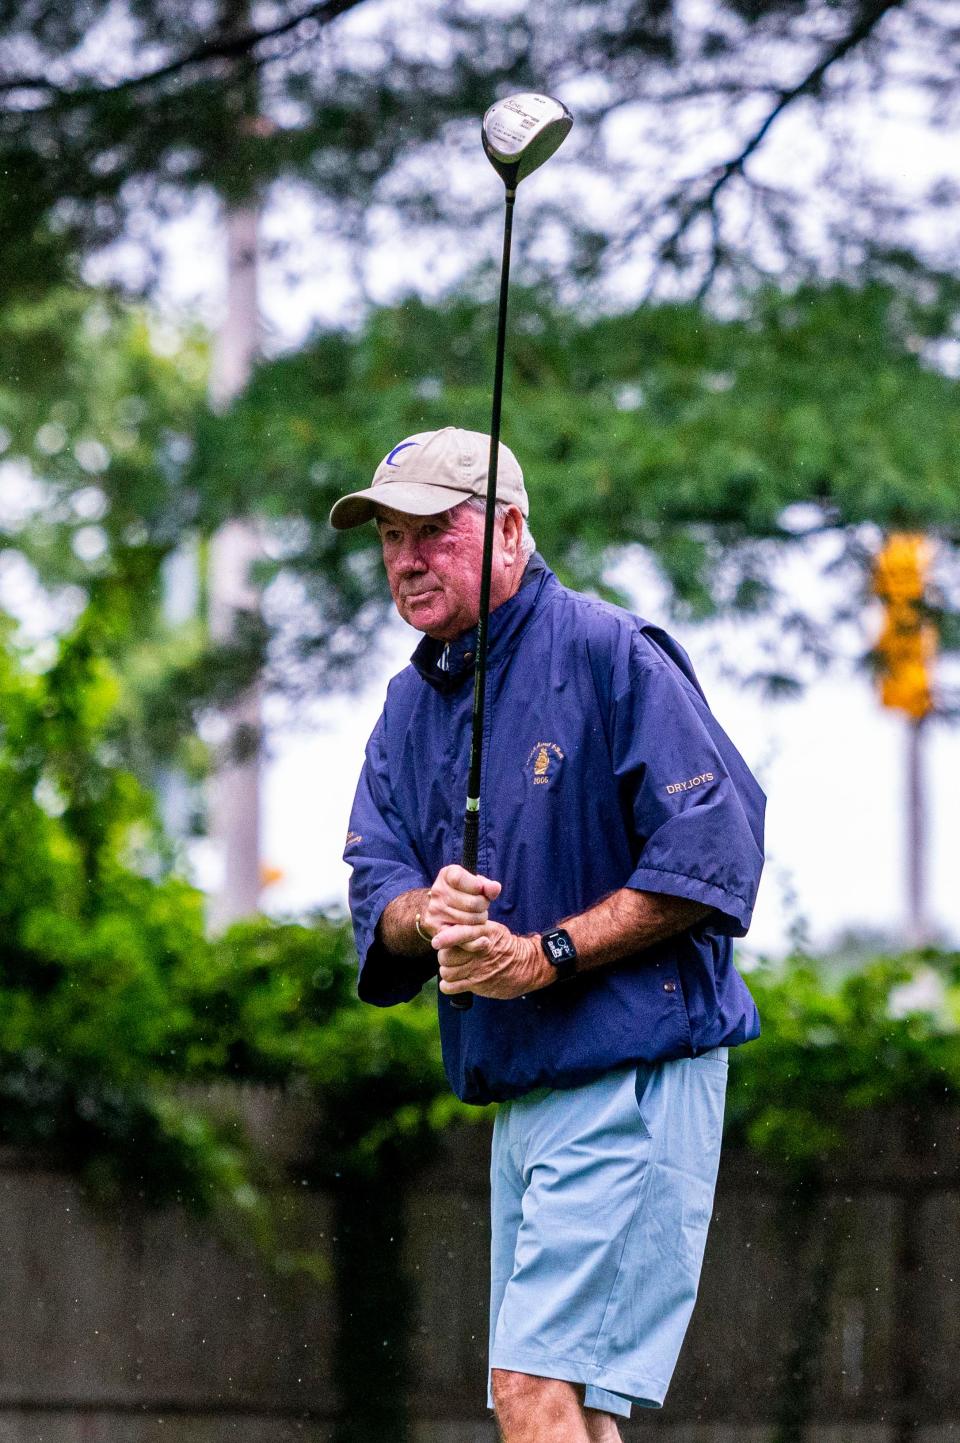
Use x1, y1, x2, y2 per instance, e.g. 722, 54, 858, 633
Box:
395, 533, 427, 570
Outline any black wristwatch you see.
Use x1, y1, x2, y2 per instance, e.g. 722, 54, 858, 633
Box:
540, 928, 578, 982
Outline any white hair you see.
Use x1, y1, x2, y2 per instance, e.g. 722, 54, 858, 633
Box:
462, 497, 536, 561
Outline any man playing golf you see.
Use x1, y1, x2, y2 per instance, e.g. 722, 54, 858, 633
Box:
332, 426, 765, 1443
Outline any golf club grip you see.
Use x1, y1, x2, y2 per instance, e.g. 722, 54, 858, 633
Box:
449, 811, 479, 1011
462, 808, 479, 874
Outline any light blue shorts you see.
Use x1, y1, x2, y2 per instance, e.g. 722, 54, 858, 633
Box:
487, 1049, 728, 1419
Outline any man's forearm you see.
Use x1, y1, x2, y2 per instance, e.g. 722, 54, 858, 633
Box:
379, 888, 434, 957
433, 885, 713, 999
559, 888, 711, 975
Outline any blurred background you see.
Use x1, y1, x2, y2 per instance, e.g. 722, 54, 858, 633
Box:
0, 1, 959, 1439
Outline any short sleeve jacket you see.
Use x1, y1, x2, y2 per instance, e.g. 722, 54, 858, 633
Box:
345, 560, 765, 1105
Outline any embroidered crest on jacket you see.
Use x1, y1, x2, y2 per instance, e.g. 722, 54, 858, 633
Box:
525, 741, 565, 786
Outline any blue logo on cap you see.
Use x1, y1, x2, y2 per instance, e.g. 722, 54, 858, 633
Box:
385, 441, 419, 466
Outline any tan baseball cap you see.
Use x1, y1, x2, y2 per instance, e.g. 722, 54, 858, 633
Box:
328, 426, 528, 530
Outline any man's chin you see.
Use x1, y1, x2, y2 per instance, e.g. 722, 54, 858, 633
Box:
402, 596, 446, 632
404, 607, 468, 641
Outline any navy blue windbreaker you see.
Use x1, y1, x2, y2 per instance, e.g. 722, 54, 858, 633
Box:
344, 558, 764, 1105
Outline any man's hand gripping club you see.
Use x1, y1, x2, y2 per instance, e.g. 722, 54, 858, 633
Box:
423, 865, 551, 1001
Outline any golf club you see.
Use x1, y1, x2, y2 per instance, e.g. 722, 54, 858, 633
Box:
452, 93, 573, 1013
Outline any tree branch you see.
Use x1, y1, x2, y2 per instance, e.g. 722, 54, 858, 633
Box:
657, 0, 908, 274
0, 0, 364, 104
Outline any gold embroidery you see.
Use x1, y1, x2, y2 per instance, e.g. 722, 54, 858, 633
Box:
524, 741, 565, 787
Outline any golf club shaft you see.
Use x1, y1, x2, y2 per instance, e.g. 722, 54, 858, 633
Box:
452, 188, 516, 1012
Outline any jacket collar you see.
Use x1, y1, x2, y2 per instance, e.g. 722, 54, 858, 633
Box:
411, 554, 552, 692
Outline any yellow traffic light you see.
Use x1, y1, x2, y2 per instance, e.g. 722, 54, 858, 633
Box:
872, 533, 936, 720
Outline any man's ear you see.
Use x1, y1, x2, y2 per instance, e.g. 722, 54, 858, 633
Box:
502, 505, 524, 563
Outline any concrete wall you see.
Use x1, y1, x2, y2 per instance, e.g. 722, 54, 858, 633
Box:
0, 1093, 956, 1442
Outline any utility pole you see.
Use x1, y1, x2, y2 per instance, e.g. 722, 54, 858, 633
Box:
872, 533, 937, 949
207, 204, 263, 931
906, 718, 927, 949
206, 4, 264, 931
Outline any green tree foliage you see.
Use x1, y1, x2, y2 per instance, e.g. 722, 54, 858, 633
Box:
7, 277, 960, 705
0, 291, 267, 779
0, 291, 207, 573
729, 953, 960, 1173
0, 595, 456, 1215
1, 1, 958, 306
192, 278, 960, 693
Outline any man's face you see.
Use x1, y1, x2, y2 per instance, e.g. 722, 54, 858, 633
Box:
376, 501, 522, 640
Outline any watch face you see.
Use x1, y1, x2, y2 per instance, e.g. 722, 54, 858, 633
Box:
544, 931, 576, 963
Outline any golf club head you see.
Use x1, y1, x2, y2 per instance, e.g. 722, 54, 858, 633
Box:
482, 93, 573, 190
